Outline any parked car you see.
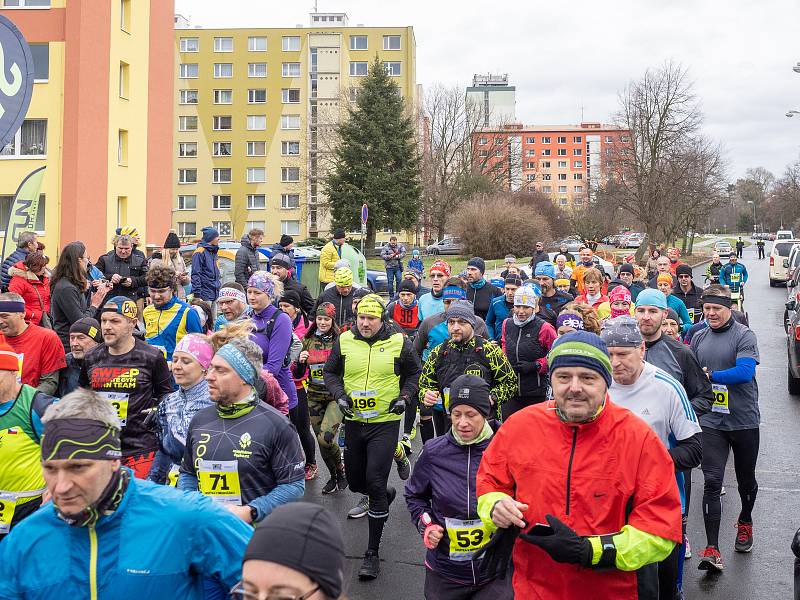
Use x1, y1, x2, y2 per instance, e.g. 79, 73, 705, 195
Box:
621, 233, 644, 248
770, 239, 800, 286
785, 286, 800, 394
425, 237, 464, 256
552, 237, 583, 253
777, 230, 795, 240
713, 240, 733, 255
547, 252, 613, 274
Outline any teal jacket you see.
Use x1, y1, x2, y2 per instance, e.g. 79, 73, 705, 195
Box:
0, 473, 252, 599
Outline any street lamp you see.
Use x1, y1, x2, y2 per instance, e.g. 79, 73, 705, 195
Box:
747, 200, 757, 232
788, 110, 800, 118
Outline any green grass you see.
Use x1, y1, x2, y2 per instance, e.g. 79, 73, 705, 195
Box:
365, 255, 533, 275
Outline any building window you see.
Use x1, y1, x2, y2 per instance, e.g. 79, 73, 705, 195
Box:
119, 61, 129, 98
179, 37, 198, 52
573, 173, 583, 180
542, 185, 552, 193
248, 89, 267, 103
540, 161, 550, 169
212, 195, 231, 209
247, 115, 267, 130
247, 167, 266, 183
1, 119, 48, 157
280, 115, 301, 130
558, 185, 568, 193
350, 35, 368, 50
179, 63, 198, 78
542, 136, 551, 144
282, 36, 301, 51
281, 167, 300, 182
573, 148, 582, 156
177, 195, 196, 210
281, 194, 300, 209
526, 174, 535, 181
574, 185, 584, 193
248, 36, 267, 52
557, 160, 567, 168
178, 168, 197, 184
178, 222, 197, 237
526, 149, 535, 157
281, 141, 300, 155
178, 142, 197, 157
282, 62, 301, 77
281, 220, 301, 235
556, 136, 566, 144
117, 129, 127, 165
212, 168, 232, 184
212, 141, 232, 156
478, 137, 487, 145
383, 35, 401, 50
525, 136, 535, 144
606, 148, 613, 156
213, 89, 233, 104
605, 135, 613, 143
573, 160, 583, 168
559, 198, 568, 205
214, 37, 233, 52
478, 149, 488, 157
384, 62, 401, 76
349, 62, 368, 76
214, 63, 233, 78
348, 87, 361, 102
30, 43, 49, 81
213, 115, 232, 130
248, 63, 267, 78
558, 173, 567, 181
247, 194, 266, 209
620, 135, 630, 143
495, 149, 503, 157
247, 141, 266, 156
557, 148, 567, 156
573, 136, 582, 143
246, 220, 266, 231
212, 221, 232, 237
542, 149, 551, 156
179, 89, 198, 104
178, 115, 197, 131
282, 88, 300, 103
541, 174, 551, 181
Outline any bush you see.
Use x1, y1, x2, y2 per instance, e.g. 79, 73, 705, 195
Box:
452, 193, 551, 259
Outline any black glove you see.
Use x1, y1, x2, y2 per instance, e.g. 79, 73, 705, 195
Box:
519, 514, 592, 566
337, 396, 353, 418
388, 396, 407, 415
477, 525, 521, 580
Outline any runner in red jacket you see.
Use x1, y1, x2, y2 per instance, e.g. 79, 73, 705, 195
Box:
476, 331, 682, 599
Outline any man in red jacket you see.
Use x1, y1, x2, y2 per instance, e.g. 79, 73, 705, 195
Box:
476, 330, 682, 599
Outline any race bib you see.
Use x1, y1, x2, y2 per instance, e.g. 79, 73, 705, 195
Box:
711, 384, 730, 414
730, 273, 741, 282
687, 308, 695, 323
309, 363, 325, 385
99, 392, 129, 427
351, 390, 379, 419
197, 459, 242, 505
0, 491, 18, 535
446, 517, 492, 561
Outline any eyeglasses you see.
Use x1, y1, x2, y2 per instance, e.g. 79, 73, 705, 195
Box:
230, 583, 321, 600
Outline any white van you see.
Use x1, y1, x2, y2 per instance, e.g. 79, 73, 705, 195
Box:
770, 239, 800, 286
777, 230, 795, 240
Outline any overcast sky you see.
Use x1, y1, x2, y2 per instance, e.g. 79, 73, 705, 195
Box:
176, 0, 800, 181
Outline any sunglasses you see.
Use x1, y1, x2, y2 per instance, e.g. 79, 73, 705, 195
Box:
229, 583, 320, 600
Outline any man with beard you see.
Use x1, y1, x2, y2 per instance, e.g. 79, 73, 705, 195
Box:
58, 317, 103, 397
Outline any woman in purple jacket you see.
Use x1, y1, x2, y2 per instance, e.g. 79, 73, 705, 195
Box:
404, 374, 513, 600
247, 271, 299, 414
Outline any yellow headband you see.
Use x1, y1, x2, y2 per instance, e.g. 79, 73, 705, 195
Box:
334, 267, 353, 286
357, 294, 385, 318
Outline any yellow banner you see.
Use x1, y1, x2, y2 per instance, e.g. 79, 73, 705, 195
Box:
1, 165, 44, 260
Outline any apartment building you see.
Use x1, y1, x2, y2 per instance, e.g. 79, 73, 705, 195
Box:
0, 0, 174, 257
173, 12, 416, 243
474, 122, 629, 207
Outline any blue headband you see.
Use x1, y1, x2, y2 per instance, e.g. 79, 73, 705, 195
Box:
442, 285, 466, 301
217, 344, 257, 386
0, 300, 25, 313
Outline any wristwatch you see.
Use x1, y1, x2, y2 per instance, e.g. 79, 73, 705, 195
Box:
248, 505, 258, 523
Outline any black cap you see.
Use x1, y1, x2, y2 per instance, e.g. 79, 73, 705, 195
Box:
69, 317, 103, 343
618, 263, 634, 275
243, 502, 345, 598
449, 374, 491, 417
399, 279, 417, 293
353, 287, 371, 300
270, 252, 292, 269
279, 234, 294, 247
163, 230, 181, 249
280, 289, 302, 310
676, 264, 693, 278
333, 228, 346, 240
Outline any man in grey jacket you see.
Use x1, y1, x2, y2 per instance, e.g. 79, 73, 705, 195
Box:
380, 236, 406, 298
235, 228, 263, 287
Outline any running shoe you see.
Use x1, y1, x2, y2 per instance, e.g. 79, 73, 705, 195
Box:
720, 485, 726, 496
684, 536, 692, 559
400, 433, 413, 457
734, 521, 753, 553
358, 550, 380, 580
697, 546, 724, 571
304, 463, 318, 481
321, 477, 338, 495
348, 495, 369, 519
336, 468, 348, 492
394, 442, 411, 480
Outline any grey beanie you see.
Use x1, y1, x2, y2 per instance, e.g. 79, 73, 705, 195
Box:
600, 315, 644, 347
446, 299, 477, 328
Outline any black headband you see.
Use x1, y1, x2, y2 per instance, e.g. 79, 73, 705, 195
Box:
701, 294, 732, 308
41, 418, 122, 461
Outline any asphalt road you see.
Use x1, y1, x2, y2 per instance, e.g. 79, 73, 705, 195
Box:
301, 240, 800, 599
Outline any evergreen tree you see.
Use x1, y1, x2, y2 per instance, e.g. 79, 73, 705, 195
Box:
323, 57, 421, 247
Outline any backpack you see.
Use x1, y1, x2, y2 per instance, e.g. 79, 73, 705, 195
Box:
255, 308, 302, 368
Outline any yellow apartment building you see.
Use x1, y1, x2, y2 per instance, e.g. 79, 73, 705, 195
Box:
173, 12, 416, 245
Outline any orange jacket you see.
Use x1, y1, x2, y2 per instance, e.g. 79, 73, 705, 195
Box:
476, 398, 682, 599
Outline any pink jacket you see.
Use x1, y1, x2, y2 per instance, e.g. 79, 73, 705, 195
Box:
259, 368, 289, 415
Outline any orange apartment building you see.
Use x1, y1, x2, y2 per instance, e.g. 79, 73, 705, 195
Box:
474, 122, 630, 208
0, 0, 174, 258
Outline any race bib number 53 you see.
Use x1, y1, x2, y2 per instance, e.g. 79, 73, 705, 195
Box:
446, 517, 492, 561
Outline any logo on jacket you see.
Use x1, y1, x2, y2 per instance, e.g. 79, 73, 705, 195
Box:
239, 432, 252, 449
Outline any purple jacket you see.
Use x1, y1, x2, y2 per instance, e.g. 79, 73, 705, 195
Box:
250, 305, 299, 410
404, 430, 495, 586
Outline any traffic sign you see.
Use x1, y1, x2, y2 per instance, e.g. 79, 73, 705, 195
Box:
0, 15, 34, 150
361, 203, 368, 225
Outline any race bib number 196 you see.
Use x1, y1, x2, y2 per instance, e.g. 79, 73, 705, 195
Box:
351, 390, 379, 419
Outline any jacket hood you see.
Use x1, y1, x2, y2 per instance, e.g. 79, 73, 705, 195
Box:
9, 261, 47, 282
240, 235, 254, 249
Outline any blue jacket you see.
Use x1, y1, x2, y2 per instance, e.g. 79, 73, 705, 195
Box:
404, 430, 495, 586
719, 262, 748, 291
418, 291, 444, 321
191, 243, 221, 301
0, 473, 252, 600
1, 247, 28, 291
666, 294, 693, 336
485, 296, 512, 341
